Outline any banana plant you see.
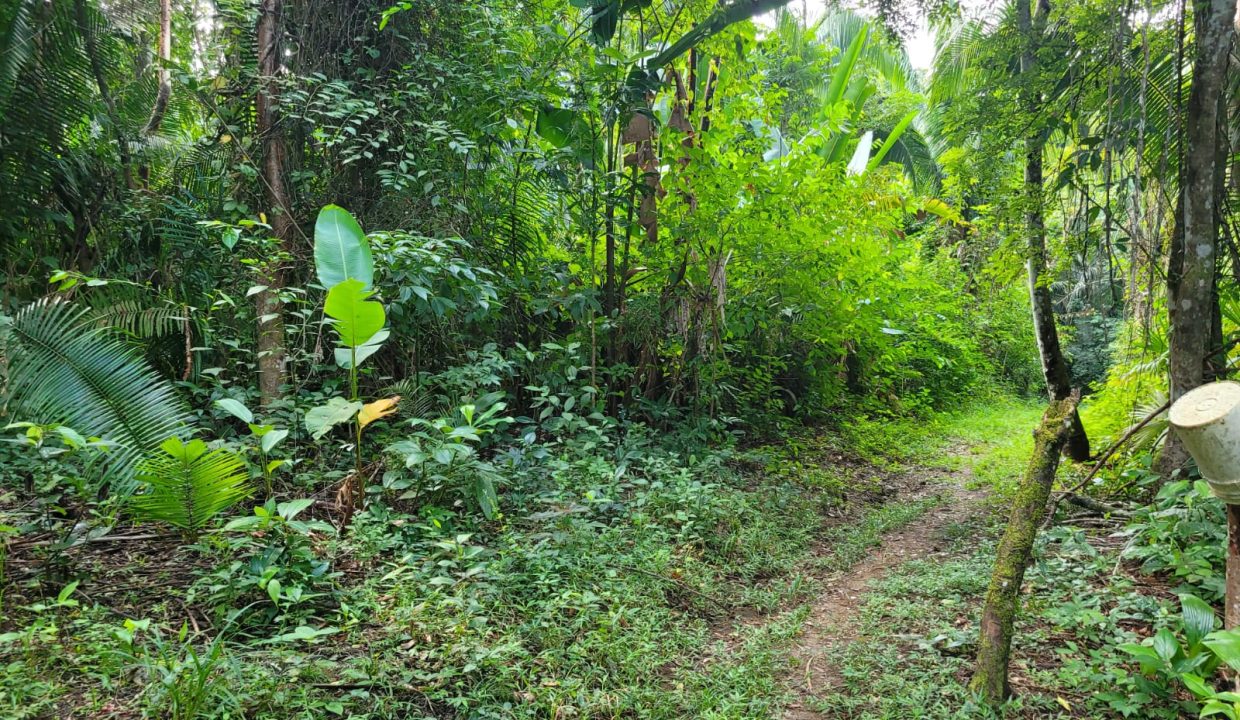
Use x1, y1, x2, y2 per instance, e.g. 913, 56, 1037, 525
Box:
762, 12, 940, 191
303, 206, 399, 484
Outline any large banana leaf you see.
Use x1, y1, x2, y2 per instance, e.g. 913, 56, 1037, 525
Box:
822, 24, 869, 108
314, 205, 374, 290
867, 109, 918, 171
2, 300, 192, 493
324, 278, 385, 348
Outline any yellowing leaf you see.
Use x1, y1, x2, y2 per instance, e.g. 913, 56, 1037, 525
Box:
358, 396, 400, 431
1056, 697, 1071, 712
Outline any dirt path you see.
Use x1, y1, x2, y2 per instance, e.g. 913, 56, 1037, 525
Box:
780, 458, 988, 719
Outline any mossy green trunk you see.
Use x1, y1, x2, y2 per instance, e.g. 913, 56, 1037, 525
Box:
970, 395, 1078, 702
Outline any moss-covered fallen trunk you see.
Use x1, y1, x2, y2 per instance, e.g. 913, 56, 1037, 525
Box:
969, 393, 1079, 702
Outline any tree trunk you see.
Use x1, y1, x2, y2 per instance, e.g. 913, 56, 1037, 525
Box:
970, 393, 1079, 702
74, 0, 132, 190
1160, 0, 1236, 475
255, 0, 292, 405
1017, 0, 1090, 462
1228, 505, 1240, 629
142, 0, 171, 136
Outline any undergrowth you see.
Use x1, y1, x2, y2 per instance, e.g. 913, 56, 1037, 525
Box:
1, 393, 1036, 720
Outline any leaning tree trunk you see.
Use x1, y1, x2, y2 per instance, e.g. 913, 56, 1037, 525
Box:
255, 0, 292, 405
1160, 0, 1236, 475
970, 393, 1079, 702
1018, 0, 1090, 462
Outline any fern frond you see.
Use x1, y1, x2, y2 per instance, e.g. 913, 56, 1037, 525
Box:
130, 436, 250, 536
381, 378, 446, 420
86, 296, 186, 341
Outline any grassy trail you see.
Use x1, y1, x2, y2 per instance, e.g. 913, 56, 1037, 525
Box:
753, 397, 1047, 718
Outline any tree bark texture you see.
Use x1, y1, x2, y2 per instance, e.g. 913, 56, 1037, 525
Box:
142, 0, 172, 135
1017, 0, 1090, 462
1160, 0, 1236, 475
970, 393, 1079, 702
255, 0, 292, 405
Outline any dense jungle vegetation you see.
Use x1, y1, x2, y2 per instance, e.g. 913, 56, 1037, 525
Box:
3, 0, 1240, 717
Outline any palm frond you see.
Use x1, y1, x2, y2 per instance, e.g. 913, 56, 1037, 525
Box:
79, 284, 187, 341
2, 299, 192, 493
1126, 390, 1169, 454
130, 436, 250, 536
0, 0, 39, 116
381, 378, 448, 420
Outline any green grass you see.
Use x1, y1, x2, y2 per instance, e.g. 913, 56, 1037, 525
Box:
812, 496, 945, 574
935, 396, 1045, 496
838, 393, 1044, 488
2, 394, 1053, 720
806, 521, 1188, 720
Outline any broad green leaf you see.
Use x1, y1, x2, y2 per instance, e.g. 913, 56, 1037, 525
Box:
314, 205, 373, 290
867, 109, 918, 170
214, 398, 254, 424
334, 329, 389, 369
823, 24, 868, 106
921, 198, 964, 224
267, 625, 340, 644
277, 498, 314, 521
536, 106, 582, 148
260, 428, 288, 453
222, 515, 264, 531
1152, 628, 1180, 662
1201, 699, 1238, 719
589, 0, 619, 43
324, 279, 385, 348
475, 474, 499, 520
1206, 630, 1240, 672
534, 106, 601, 166
1180, 672, 1212, 699
57, 580, 80, 604
1182, 594, 1218, 648
304, 397, 363, 440
54, 425, 87, 448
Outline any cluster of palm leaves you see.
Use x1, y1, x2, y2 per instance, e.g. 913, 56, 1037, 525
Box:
2, 299, 247, 532
761, 9, 942, 191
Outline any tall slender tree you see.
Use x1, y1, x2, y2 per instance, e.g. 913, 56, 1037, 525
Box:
1159, 0, 1237, 474
142, 0, 172, 136
1016, 0, 1090, 462
255, 0, 292, 404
